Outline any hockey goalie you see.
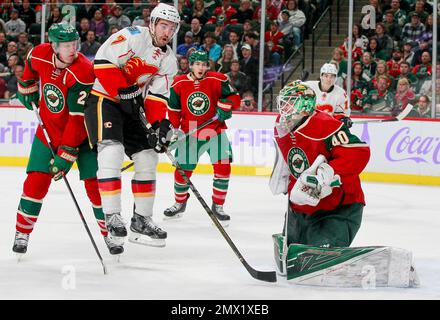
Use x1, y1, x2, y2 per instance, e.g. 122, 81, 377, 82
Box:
269, 80, 419, 288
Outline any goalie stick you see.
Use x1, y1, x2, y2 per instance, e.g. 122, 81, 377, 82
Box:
121, 115, 219, 173
31, 103, 107, 275
353, 104, 413, 124
138, 108, 277, 283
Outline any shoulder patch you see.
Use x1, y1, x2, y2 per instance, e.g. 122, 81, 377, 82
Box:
127, 26, 141, 35
111, 35, 126, 45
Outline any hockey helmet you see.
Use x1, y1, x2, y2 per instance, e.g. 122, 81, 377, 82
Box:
189, 50, 209, 65
277, 80, 316, 126
149, 3, 181, 40
320, 63, 338, 76
48, 22, 79, 44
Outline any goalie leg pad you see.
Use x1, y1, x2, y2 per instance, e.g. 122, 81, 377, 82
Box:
284, 244, 419, 288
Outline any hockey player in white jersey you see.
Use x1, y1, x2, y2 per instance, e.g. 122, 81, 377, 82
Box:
84, 3, 180, 249
305, 63, 351, 127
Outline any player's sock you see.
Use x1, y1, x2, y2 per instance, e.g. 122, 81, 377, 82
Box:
212, 162, 231, 205
173, 169, 193, 203
84, 178, 107, 237
14, 172, 51, 254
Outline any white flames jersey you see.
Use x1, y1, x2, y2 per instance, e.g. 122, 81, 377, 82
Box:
92, 26, 178, 99
305, 80, 350, 116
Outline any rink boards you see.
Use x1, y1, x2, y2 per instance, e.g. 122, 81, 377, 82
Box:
1, 105, 440, 185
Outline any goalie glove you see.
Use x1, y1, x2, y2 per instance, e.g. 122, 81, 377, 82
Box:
216, 99, 233, 122
300, 162, 342, 201
17, 79, 39, 111
289, 155, 341, 206
49, 145, 79, 181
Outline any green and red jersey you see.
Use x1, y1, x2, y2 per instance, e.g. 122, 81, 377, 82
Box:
21, 43, 95, 149
275, 111, 370, 215
168, 71, 240, 139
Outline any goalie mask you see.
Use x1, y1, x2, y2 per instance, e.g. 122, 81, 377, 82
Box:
48, 22, 80, 65
149, 3, 181, 47
277, 80, 316, 130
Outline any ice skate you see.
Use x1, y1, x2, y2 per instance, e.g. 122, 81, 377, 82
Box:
105, 213, 127, 245
129, 213, 167, 247
163, 201, 187, 220
104, 235, 124, 256
212, 203, 230, 227
13, 231, 30, 260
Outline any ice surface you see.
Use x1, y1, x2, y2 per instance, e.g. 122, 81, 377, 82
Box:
0, 167, 439, 299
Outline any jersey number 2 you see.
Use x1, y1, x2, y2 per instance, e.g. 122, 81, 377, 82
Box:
77, 91, 87, 105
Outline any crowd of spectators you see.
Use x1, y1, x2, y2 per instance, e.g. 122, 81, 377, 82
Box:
0, 0, 330, 109
329, 0, 437, 118
2, 1, 436, 117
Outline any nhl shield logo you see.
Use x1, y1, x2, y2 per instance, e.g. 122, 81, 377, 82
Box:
43, 84, 65, 113
287, 147, 309, 178
187, 92, 210, 116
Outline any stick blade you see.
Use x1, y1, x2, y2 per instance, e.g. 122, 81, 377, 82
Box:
396, 103, 413, 120
245, 263, 277, 282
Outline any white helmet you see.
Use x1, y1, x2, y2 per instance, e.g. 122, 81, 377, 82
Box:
320, 63, 338, 76
150, 3, 181, 41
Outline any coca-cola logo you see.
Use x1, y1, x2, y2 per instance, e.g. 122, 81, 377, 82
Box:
385, 127, 440, 164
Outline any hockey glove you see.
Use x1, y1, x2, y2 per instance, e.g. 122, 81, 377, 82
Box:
339, 116, 353, 128
216, 99, 233, 122
17, 79, 39, 111
151, 119, 174, 153
49, 145, 79, 181
118, 85, 143, 116
300, 162, 342, 200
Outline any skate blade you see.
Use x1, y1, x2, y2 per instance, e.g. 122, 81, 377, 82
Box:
113, 255, 122, 263
128, 233, 166, 247
163, 212, 183, 221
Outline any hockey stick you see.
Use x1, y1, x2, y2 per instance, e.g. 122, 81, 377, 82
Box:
138, 108, 277, 283
31, 103, 107, 275
120, 115, 219, 172
353, 104, 413, 124
300, 69, 310, 82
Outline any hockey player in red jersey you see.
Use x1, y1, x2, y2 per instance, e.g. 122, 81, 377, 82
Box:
13, 23, 123, 256
269, 80, 370, 248
84, 3, 180, 248
163, 50, 241, 226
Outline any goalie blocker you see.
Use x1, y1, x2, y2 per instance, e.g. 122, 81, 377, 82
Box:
273, 234, 420, 288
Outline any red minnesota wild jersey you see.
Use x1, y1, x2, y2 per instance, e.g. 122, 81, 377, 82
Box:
274, 111, 370, 215
22, 43, 95, 149
168, 71, 240, 138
